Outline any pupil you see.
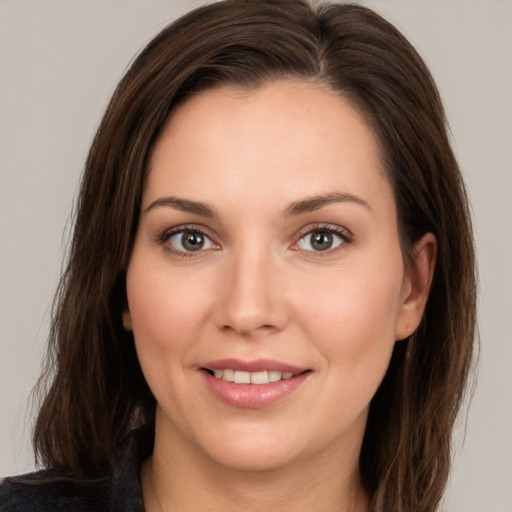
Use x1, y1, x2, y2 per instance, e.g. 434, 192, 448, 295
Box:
312, 231, 332, 251
182, 231, 204, 251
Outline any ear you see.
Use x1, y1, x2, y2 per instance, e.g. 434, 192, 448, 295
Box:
395, 233, 437, 340
122, 308, 133, 331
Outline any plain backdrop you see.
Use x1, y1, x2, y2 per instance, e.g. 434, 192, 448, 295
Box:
1, 1, 511, 510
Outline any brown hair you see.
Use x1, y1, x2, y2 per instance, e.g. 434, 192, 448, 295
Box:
33, 1, 477, 510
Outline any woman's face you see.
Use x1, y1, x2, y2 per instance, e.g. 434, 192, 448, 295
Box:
124, 81, 421, 472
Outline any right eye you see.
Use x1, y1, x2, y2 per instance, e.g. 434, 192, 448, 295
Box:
164, 228, 217, 254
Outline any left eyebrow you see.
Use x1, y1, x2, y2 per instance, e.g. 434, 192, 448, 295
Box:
282, 192, 373, 217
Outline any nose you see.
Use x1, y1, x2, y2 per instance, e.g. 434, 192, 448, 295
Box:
213, 247, 289, 338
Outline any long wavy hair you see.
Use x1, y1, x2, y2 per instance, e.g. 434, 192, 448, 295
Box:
33, 1, 477, 511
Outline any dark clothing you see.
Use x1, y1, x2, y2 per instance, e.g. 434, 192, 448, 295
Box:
0, 426, 153, 511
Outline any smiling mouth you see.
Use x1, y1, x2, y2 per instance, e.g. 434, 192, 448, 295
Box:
204, 368, 300, 384
201, 363, 311, 408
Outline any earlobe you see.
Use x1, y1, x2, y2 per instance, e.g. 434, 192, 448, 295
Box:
122, 310, 133, 331
395, 233, 437, 340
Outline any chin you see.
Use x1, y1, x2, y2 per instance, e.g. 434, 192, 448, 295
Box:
199, 425, 308, 473
209, 445, 302, 473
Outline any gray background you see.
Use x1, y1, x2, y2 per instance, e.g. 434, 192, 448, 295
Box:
1, 1, 511, 510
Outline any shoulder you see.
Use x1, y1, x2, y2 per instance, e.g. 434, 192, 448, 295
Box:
0, 469, 109, 512
0, 425, 152, 511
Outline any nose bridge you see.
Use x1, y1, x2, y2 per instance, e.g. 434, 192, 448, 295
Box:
215, 240, 286, 336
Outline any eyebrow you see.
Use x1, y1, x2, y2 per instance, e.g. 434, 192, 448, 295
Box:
283, 192, 373, 217
144, 192, 372, 218
144, 196, 218, 218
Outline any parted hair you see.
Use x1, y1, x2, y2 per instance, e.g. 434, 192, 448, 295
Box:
33, 1, 477, 511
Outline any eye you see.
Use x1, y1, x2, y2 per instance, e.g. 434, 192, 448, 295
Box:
165, 229, 217, 253
296, 228, 348, 252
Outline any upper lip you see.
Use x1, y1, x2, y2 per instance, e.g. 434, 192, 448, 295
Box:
201, 358, 308, 374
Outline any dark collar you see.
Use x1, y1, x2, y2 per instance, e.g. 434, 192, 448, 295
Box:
0, 424, 155, 512
109, 423, 154, 512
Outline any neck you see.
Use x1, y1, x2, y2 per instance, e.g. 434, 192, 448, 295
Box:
142, 417, 370, 512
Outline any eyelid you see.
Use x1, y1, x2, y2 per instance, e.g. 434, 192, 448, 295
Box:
156, 222, 353, 257
291, 223, 354, 253
159, 224, 220, 256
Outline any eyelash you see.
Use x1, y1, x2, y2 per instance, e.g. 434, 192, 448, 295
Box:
159, 223, 353, 257
293, 224, 353, 255
159, 225, 218, 257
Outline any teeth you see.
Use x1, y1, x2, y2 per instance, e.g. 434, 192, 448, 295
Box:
268, 371, 282, 382
234, 371, 251, 384
251, 371, 268, 384
209, 369, 297, 384
222, 369, 235, 382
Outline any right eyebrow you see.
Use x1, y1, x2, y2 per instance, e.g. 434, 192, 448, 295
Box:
144, 196, 219, 218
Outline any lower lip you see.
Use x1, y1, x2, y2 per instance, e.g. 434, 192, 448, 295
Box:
202, 371, 310, 409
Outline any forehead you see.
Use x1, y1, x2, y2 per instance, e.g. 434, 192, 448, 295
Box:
144, 81, 393, 219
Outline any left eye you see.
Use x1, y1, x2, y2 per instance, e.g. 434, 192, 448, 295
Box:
297, 229, 345, 252
167, 229, 216, 253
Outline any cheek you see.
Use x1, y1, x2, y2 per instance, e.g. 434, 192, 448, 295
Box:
294, 253, 405, 375
125, 258, 214, 363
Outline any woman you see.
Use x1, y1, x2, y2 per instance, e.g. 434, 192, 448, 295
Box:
0, 0, 476, 511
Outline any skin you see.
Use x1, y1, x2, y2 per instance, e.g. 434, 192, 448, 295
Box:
123, 81, 436, 512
